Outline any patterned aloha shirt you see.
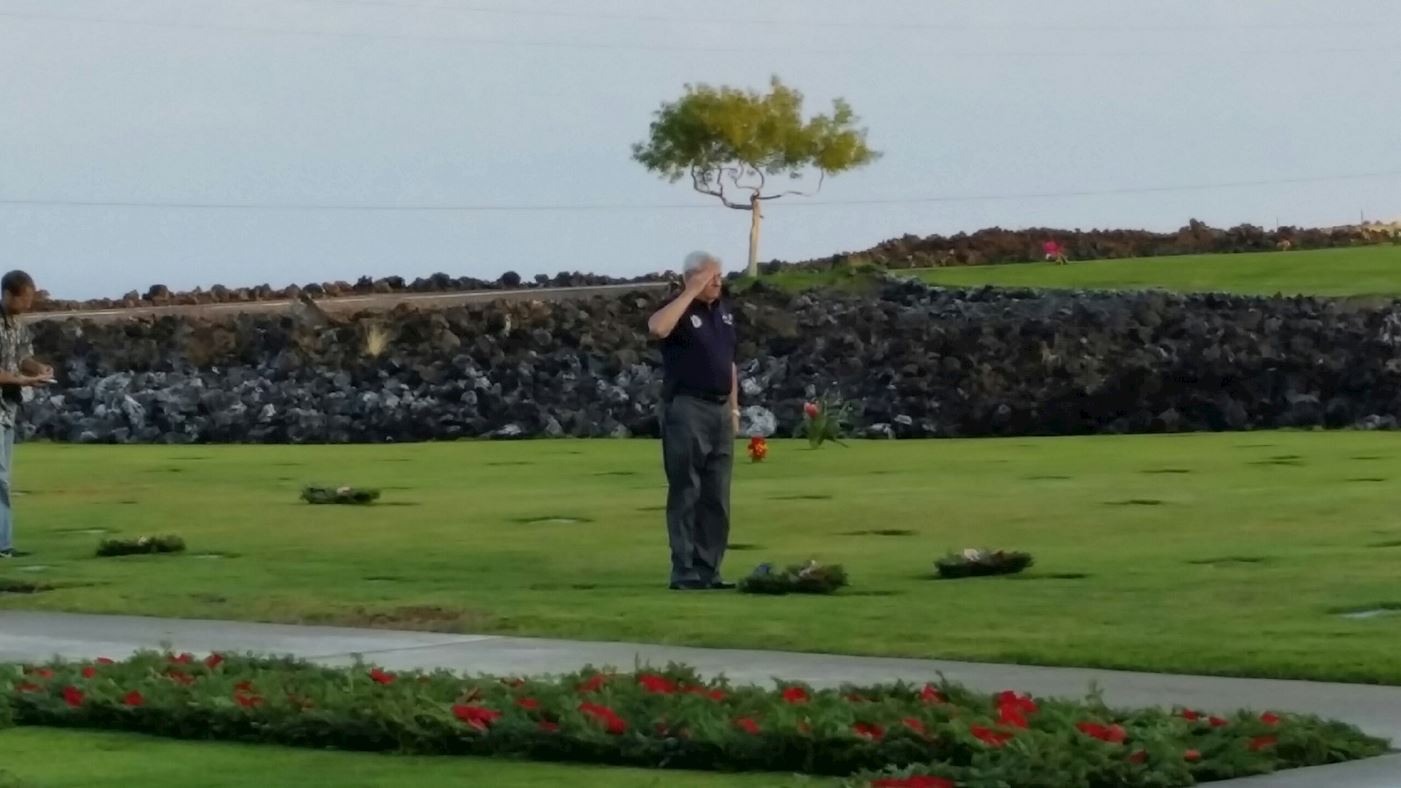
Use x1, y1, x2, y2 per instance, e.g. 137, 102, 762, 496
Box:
0, 311, 34, 427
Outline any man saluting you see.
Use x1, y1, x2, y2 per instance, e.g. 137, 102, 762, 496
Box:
647, 252, 739, 591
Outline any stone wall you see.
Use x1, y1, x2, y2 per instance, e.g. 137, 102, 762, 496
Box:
35, 220, 1399, 313
19, 279, 1401, 443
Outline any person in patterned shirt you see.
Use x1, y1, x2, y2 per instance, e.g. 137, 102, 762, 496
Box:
0, 270, 54, 558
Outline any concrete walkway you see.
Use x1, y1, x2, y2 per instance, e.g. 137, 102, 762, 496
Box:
2, 611, 1397, 787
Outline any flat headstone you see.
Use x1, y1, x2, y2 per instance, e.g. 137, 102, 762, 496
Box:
1340, 609, 1399, 621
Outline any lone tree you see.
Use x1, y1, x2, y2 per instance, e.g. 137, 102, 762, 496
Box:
633, 77, 878, 277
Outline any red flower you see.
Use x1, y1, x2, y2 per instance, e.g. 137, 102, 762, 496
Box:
96, 658, 115, 665
27, 668, 54, 680
1260, 712, 1281, 726
1077, 722, 1128, 744
368, 668, 395, 685
81, 666, 97, 679
16, 682, 41, 693
516, 697, 541, 711
1209, 716, 1229, 728
123, 691, 145, 707
920, 684, 945, 705
1249, 735, 1278, 752
681, 684, 727, 701
579, 702, 627, 735
235, 692, 264, 709
205, 654, 225, 670
1184, 749, 1202, 762
971, 725, 1013, 747
996, 691, 1038, 715
871, 776, 956, 788
166, 670, 194, 686
170, 653, 194, 665
577, 673, 609, 693
638, 674, 678, 694
1128, 750, 1148, 765
1181, 709, 1201, 721
452, 704, 502, 732
998, 704, 1029, 729
734, 717, 761, 735
62, 686, 84, 707
234, 680, 256, 693
804, 402, 821, 419
538, 720, 559, 733
853, 722, 886, 740
902, 718, 927, 736
782, 686, 810, 705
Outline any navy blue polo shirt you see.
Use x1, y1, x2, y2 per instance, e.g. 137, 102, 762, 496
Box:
661, 298, 737, 402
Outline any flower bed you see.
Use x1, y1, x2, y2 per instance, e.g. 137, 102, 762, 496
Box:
300, 486, 381, 505
94, 535, 186, 558
0, 653, 1385, 786
935, 550, 1033, 579
739, 562, 848, 595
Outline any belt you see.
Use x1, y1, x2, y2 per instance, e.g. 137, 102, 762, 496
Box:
671, 389, 729, 404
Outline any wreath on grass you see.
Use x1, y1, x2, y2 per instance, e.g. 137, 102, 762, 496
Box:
739, 561, 848, 595
301, 486, 381, 505
96, 535, 186, 558
935, 548, 1034, 579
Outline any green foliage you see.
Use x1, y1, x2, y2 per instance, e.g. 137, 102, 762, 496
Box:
935, 550, 1035, 579
738, 561, 849, 595
3, 653, 1386, 786
632, 77, 877, 205
95, 535, 186, 557
301, 486, 381, 505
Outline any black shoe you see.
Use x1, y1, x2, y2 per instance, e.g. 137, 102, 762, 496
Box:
0, 550, 11, 559
706, 580, 737, 590
669, 580, 707, 591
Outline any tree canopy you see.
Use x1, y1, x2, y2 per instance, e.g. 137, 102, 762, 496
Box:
632, 77, 878, 210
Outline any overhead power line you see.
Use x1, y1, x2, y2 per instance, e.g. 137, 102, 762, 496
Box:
0, 9, 1396, 56
239, 0, 1395, 34
3, 169, 1399, 214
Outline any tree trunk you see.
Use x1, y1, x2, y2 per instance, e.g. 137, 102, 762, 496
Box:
746, 194, 763, 278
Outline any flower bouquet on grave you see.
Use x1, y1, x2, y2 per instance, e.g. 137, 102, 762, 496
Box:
747, 437, 768, 463
739, 560, 848, 595
800, 393, 852, 449
935, 548, 1034, 579
301, 485, 382, 505
96, 534, 187, 557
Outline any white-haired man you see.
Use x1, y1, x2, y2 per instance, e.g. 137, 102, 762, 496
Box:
647, 252, 739, 590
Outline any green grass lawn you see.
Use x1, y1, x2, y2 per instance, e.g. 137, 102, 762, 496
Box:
0, 728, 818, 787
915, 246, 1401, 296
3, 434, 1401, 684
756, 245, 1401, 297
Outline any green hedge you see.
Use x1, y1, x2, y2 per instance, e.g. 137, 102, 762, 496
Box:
1, 653, 1387, 787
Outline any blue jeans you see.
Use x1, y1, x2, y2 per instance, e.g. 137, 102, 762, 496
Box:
0, 423, 13, 551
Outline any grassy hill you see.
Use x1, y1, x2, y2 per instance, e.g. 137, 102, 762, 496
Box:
756, 245, 1401, 297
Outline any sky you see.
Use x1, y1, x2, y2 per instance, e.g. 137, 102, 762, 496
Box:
1, 0, 1399, 299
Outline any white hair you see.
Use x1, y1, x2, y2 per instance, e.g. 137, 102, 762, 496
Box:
682, 251, 720, 276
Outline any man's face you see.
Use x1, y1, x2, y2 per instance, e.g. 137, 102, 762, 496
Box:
5, 286, 34, 314
689, 260, 724, 303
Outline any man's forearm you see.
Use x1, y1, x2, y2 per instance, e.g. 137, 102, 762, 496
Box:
0, 372, 28, 385
730, 364, 738, 409
647, 291, 697, 339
